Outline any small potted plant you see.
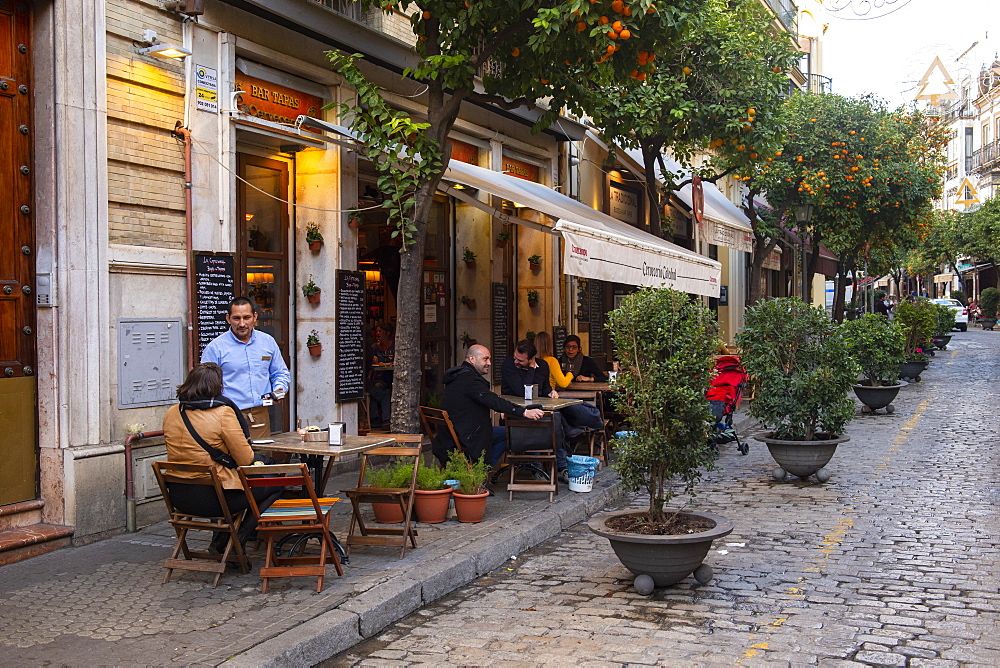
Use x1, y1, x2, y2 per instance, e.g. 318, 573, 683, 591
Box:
305, 222, 324, 251
841, 314, 905, 414
978, 287, 999, 330
366, 459, 414, 523
460, 295, 477, 310
527, 254, 542, 271
894, 299, 936, 380
346, 202, 365, 229
413, 461, 452, 524
931, 303, 956, 349
301, 274, 321, 304
589, 287, 733, 590
460, 331, 477, 349
525, 330, 536, 341
526, 290, 539, 307
306, 329, 322, 356
445, 450, 489, 523
738, 297, 859, 482
496, 227, 511, 248
462, 247, 477, 268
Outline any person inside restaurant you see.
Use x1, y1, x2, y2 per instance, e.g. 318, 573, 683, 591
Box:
368, 322, 395, 429
559, 334, 607, 382
162, 362, 283, 554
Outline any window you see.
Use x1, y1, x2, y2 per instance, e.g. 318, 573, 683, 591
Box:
966, 127, 974, 172
983, 123, 991, 147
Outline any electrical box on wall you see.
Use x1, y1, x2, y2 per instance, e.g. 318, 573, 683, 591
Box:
118, 319, 183, 409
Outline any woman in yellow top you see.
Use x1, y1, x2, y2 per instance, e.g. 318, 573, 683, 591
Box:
534, 331, 573, 390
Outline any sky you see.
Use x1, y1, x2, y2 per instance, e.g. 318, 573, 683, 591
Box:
811, 0, 1000, 106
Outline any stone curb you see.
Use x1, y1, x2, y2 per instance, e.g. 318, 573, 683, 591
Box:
222, 474, 625, 667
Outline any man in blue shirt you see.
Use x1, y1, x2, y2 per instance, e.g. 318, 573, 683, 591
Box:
201, 296, 290, 440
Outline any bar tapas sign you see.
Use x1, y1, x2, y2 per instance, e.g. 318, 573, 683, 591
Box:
234, 72, 323, 133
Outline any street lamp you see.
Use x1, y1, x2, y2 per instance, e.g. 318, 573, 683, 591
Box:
794, 203, 814, 303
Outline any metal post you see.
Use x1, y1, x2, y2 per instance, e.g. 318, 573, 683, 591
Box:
801, 239, 809, 303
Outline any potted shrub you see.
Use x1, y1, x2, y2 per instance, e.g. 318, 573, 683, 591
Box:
951, 289, 967, 306
366, 459, 414, 523
737, 297, 859, 482
496, 227, 511, 249
445, 450, 489, 523
460, 295, 476, 310
301, 275, 321, 304
588, 287, 733, 589
931, 302, 956, 349
462, 247, 477, 268
305, 222, 324, 251
306, 329, 322, 356
413, 461, 452, 524
840, 314, 906, 414
979, 287, 999, 330
894, 299, 935, 381
526, 289, 539, 307
527, 254, 542, 271
460, 331, 476, 349
346, 202, 365, 229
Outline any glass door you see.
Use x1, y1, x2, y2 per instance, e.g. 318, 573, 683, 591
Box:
237, 154, 290, 432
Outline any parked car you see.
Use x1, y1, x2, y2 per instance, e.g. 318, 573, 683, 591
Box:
930, 298, 969, 332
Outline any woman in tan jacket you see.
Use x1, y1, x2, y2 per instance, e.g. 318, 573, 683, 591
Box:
163, 363, 281, 551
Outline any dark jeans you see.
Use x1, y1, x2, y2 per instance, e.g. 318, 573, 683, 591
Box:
166, 481, 283, 536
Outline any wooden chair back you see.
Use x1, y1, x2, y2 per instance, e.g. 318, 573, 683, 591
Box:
419, 406, 461, 454
342, 445, 422, 558
504, 412, 559, 502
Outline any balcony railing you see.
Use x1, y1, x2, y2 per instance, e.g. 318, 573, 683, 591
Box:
805, 73, 832, 94
971, 140, 1000, 173
941, 100, 976, 123
764, 0, 798, 34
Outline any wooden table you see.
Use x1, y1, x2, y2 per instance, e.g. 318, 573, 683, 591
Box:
251, 432, 395, 493
566, 381, 613, 392
501, 395, 583, 411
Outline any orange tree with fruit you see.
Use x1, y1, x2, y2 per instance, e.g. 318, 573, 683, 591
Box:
585, 0, 798, 237
745, 92, 946, 313
326, 0, 704, 433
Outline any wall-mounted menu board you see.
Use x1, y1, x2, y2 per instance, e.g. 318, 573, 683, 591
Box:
336, 270, 366, 403
575, 278, 590, 325
589, 279, 606, 355
194, 252, 235, 358
491, 282, 510, 385
553, 326, 567, 359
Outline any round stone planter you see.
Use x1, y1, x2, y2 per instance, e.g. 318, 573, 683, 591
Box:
588, 509, 734, 588
932, 335, 952, 350
852, 381, 904, 413
754, 432, 850, 481
898, 359, 928, 382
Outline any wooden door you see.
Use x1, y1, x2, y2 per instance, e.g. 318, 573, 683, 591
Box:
0, 3, 37, 505
237, 154, 290, 431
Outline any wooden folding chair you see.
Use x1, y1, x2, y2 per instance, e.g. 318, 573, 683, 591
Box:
341, 445, 421, 558
238, 463, 342, 593
504, 412, 559, 502
152, 462, 251, 588
560, 390, 610, 466
419, 406, 462, 460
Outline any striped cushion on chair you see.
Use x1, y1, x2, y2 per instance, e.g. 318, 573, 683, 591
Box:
261, 497, 339, 519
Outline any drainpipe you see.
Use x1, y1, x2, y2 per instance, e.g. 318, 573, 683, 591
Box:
172, 123, 196, 368
124, 430, 164, 532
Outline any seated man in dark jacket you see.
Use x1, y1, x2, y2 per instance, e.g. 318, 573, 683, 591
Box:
432, 345, 543, 467
500, 339, 557, 399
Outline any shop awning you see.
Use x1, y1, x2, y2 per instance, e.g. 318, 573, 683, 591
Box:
442, 160, 721, 296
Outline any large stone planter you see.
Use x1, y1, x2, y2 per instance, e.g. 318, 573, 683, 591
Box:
852, 381, 904, 414
754, 433, 850, 482
588, 509, 734, 588
898, 359, 928, 382
932, 335, 952, 350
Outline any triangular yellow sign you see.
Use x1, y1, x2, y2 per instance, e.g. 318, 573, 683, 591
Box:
914, 56, 958, 104
955, 178, 980, 207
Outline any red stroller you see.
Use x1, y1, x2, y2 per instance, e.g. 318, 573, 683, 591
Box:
706, 355, 749, 455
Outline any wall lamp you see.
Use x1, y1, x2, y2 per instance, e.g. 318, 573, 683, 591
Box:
135, 29, 191, 60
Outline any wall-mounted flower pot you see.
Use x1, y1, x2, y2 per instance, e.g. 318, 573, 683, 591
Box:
528, 299, 539, 308
308, 343, 322, 356
306, 291, 321, 304
348, 217, 362, 229
496, 239, 508, 249
464, 259, 476, 269
529, 262, 541, 272
464, 299, 476, 310
308, 240, 323, 251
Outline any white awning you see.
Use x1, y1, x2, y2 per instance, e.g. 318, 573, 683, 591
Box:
443, 160, 720, 296
625, 149, 754, 253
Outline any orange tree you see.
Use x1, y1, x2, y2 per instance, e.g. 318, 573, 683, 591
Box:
328, 0, 705, 432
587, 0, 798, 237
747, 92, 946, 314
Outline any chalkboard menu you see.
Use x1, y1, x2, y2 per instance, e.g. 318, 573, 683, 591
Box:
491, 283, 510, 385
553, 326, 567, 358
336, 270, 366, 403
589, 280, 606, 355
194, 252, 235, 357
576, 278, 590, 324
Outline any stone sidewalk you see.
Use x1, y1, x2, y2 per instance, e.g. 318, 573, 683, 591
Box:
332, 330, 1000, 666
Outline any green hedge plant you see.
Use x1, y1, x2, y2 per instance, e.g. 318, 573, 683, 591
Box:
366, 459, 413, 488
932, 303, 957, 337
894, 299, 936, 360
737, 298, 858, 441
444, 450, 489, 495
951, 290, 967, 306
606, 287, 719, 523
840, 314, 906, 386
979, 287, 1000, 320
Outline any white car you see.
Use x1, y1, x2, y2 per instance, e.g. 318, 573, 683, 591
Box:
930, 298, 969, 332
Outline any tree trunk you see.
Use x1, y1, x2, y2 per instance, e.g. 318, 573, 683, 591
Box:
805, 228, 824, 305
748, 236, 776, 305
639, 139, 666, 238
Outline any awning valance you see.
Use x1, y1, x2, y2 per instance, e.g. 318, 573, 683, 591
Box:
442, 160, 720, 296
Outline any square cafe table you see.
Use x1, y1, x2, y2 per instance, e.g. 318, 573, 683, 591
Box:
500, 395, 583, 411
566, 381, 614, 392
251, 432, 395, 494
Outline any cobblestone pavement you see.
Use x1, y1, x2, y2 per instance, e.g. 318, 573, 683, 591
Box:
332, 330, 1000, 667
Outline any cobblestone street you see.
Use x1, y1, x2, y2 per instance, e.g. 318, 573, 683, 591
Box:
333, 330, 1000, 667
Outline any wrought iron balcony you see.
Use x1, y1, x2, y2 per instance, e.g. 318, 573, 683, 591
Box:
941, 100, 976, 123
763, 0, 798, 34
805, 73, 832, 94
971, 140, 1000, 173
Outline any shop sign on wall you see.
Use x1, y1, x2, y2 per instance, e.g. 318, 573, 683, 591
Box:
699, 219, 753, 254
608, 182, 640, 225
501, 155, 540, 182
235, 71, 323, 132
195, 65, 218, 113
762, 248, 781, 271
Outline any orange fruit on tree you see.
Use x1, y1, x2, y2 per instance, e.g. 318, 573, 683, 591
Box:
637, 72, 646, 81
630, 69, 639, 78
511, 47, 520, 56
577, 21, 587, 32
773, 67, 782, 73
608, 30, 618, 39
647, 4, 656, 13
611, 0, 624, 12
599, 15, 609, 24
607, 44, 616, 54
612, 20, 623, 31
749, 152, 758, 159
682, 66, 691, 74
623, 6, 632, 16
747, 108, 756, 115
647, 53, 655, 61
422, 10, 431, 19
619, 29, 631, 39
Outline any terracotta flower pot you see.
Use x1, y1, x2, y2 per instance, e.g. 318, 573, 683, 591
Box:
464, 299, 476, 310
414, 488, 452, 524
308, 240, 323, 251
372, 502, 403, 524
528, 299, 539, 308
348, 216, 362, 229
307, 291, 321, 304
496, 239, 508, 249
529, 262, 541, 272
307, 343, 322, 356
453, 489, 489, 523
464, 260, 476, 269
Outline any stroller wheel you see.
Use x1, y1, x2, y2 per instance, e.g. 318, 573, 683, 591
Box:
738, 442, 749, 456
